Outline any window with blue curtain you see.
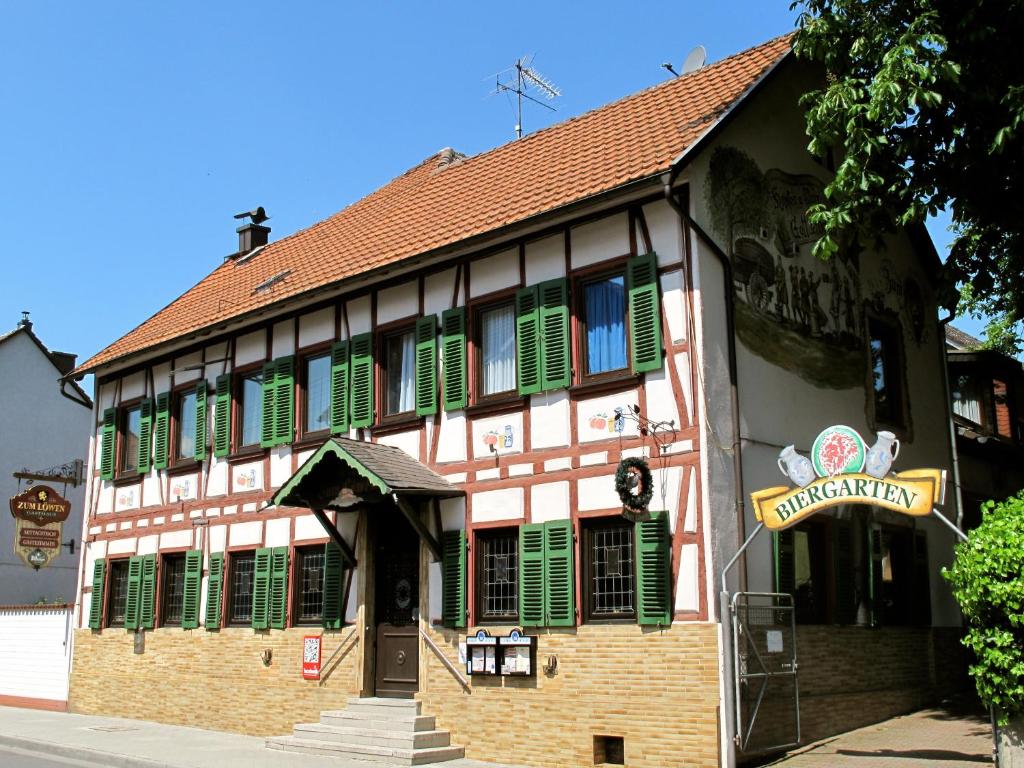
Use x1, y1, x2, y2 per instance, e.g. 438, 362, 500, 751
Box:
584, 274, 627, 375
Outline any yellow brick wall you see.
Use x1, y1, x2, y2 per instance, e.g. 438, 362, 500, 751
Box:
419, 623, 722, 768
69, 626, 361, 736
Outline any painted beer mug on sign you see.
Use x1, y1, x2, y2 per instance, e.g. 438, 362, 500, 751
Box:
865, 430, 901, 479
777, 445, 816, 487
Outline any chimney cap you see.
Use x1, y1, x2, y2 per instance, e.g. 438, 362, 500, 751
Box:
233, 206, 269, 225
18, 311, 31, 329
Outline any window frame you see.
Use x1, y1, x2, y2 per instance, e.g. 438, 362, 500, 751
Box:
470, 294, 520, 408
296, 342, 334, 444
376, 322, 418, 426
573, 263, 633, 387
473, 526, 520, 624
105, 557, 132, 628
159, 551, 188, 628
114, 398, 144, 481
865, 313, 910, 434
226, 548, 258, 627
169, 381, 202, 471
580, 515, 637, 624
293, 545, 328, 626
231, 362, 266, 459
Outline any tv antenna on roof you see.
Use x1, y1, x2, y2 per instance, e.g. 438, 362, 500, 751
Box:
490, 55, 561, 139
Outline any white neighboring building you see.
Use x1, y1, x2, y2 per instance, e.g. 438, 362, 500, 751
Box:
0, 316, 92, 604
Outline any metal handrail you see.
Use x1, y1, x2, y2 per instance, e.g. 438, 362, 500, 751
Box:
419, 627, 470, 691
318, 628, 359, 687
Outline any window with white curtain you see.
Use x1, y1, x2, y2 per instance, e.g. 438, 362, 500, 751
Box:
952, 374, 984, 426
385, 329, 416, 415
479, 303, 516, 397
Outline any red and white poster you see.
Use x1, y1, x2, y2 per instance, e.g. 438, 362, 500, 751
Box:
302, 635, 322, 680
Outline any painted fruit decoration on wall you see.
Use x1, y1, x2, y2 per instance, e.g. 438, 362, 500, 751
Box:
810, 425, 866, 478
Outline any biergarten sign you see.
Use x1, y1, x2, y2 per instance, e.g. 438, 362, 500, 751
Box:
9, 484, 71, 569
752, 425, 946, 531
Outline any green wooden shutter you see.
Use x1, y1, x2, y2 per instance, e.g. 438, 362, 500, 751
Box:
322, 542, 344, 629
140, 554, 156, 629
213, 374, 232, 458
636, 511, 672, 625
515, 286, 541, 396
912, 530, 931, 626
99, 408, 116, 481
627, 252, 663, 374
773, 530, 796, 597
153, 393, 170, 470
124, 556, 143, 630
544, 519, 575, 626
441, 530, 466, 628
273, 356, 295, 446
834, 520, 857, 624
415, 315, 438, 417
329, 340, 350, 433
252, 547, 271, 629
349, 333, 374, 428
193, 384, 208, 461
88, 558, 106, 629
137, 399, 153, 474
182, 549, 203, 629
519, 523, 546, 628
260, 361, 276, 448
270, 546, 289, 629
441, 308, 467, 410
205, 552, 224, 630
539, 278, 570, 391
868, 523, 883, 627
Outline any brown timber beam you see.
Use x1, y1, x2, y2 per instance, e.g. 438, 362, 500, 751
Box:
310, 506, 357, 567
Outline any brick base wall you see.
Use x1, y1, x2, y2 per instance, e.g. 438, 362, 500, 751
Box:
419, 623, 723, 768
69, 627, 361, 735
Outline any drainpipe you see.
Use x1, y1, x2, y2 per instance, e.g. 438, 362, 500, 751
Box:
662, 177, 747, 594
937, 313, 965, 529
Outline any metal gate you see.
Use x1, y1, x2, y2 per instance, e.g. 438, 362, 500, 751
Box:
730, 592, 800, 754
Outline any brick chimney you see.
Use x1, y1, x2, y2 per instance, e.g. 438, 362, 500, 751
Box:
236, 221, 270, 255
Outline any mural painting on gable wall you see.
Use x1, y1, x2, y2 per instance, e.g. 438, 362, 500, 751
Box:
705, 146, 927, 389
235, 468, 258, 490
169, 477, 195, 501
586, 408, 626, 434
116, 487, 136, 509
482, 426, 515, 450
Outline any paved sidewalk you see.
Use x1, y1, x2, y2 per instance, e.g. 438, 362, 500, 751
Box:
761, 705, 995, 767
0, 706, 524, 768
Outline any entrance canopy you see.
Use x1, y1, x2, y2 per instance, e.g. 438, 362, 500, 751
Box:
272, 437, 462, 563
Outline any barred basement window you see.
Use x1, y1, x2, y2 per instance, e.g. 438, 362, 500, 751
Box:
107, 560, 130, 627
161, 554, 187, 626
229, 552, 256, 625
296, 548, 326, 623
583, 519, 635, 621
476, 529, 518, 622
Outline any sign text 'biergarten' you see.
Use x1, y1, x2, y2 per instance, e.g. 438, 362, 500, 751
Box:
752, 425, 946, 531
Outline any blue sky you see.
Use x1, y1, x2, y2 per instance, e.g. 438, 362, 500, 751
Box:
0, 1, 978, 376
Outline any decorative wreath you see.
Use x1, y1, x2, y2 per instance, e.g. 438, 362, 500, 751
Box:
615, 457, 653, 514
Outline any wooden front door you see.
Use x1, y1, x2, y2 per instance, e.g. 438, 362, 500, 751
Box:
373, 509, 420, 698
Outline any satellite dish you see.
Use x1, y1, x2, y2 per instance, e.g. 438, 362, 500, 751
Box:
681, 45, 707, 75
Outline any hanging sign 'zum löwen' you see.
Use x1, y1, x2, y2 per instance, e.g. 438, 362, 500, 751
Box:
9, 484, 71, 569
752, 425, 946, 531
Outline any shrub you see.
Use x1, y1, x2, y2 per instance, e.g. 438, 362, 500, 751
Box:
944, 491, 1024, 725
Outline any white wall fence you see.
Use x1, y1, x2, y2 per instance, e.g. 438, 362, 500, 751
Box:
0, 604, 73, 710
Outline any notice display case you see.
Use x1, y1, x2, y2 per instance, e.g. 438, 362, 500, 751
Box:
465, 629, 536, 677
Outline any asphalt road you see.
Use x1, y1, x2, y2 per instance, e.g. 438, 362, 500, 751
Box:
0, 745, 106, 768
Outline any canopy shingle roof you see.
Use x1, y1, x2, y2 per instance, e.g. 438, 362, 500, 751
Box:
77, 34, 792, 375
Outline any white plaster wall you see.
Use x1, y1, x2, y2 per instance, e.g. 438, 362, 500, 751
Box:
264, 517, 291, 548
524, 234, 565, 285
577, 474, 620, 511
229, 520, 263, 547
661, 269, 688, 343
346, 296, 372, 336
531, 482, 570, 523
208, 525, 227, 552
107, 537, 137, 556
269, 445, 292, 488
377, 280, 418, 325
299, 307, 335, 348
375, 430, 420, 461
436, 410, 467, 463
471, 487, 524, 522
235, 330, 265, 366
159, 529, 194, 550
570, 212, 629, 269
424, 268, 461, 317
272, 319, 295, 358
470, 248, 519, 298
530, 390, 570, 449
0, 331, 91, 604
643, 198, 685, 268
172, 351, 201, 385
137, 534, 159, 556
644, 367, 681, 433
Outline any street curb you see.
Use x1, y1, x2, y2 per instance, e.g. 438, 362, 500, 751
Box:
0, 732, 170, 768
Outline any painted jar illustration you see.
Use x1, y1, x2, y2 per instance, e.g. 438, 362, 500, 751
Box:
778, 445, 816, 487
865, 431, 900, 479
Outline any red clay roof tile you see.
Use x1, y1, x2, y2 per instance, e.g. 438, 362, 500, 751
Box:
78, 34, 791, 374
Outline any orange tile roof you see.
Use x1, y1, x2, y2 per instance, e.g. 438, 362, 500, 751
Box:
78, 34, 792, 375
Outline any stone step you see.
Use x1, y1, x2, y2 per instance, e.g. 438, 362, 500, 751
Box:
344, 697, 422, 718
293, 722, 451, 749
266, 735, 464, 765
320, 710, 437, 732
